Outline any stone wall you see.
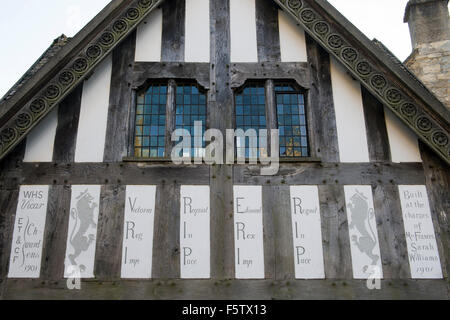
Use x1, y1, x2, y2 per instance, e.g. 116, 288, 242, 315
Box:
405, 40, 450, 108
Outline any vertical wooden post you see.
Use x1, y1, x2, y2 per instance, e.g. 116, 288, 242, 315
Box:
165, 79, 177, 158
209, 0, 235, 279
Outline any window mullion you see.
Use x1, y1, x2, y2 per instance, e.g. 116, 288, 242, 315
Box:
265, 79, 277, 155
165, 79, 177, 158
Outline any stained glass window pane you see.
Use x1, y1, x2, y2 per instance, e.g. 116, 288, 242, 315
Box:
235, 83, 267, 159
276, 82, 309, 157
134, 83, 167, 158
173, 83, 207, 158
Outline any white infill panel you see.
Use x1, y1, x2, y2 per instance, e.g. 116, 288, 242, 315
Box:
121, 185, 156, 279
135, 8, 162, 62
289, 186, 325, 279
278, 10, 308, 62
64, 185, 101, 278
180, 185, 211, 279
23, 107, 58, 162
398, 185, 443, 279
233, 185, 264, 279
330, 58, 370, 163
230, 0, 258, 62
74, 56, 112, 162
8, 185, 49, 278
384, 107, 422, 163
344, 186, 383, 279
185, 0, 210, 62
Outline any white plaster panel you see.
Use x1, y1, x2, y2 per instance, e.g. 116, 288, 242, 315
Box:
278, 10, 308, 62
185, 0, 210, 62
330, 58, 370, 162
74, 56, 112, 163
135, 8, 163, 62
384, 107, 422, 163
230, 0, 258, 63
23, 107, 58, 162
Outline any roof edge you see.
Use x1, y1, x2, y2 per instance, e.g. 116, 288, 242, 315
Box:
312, 0, 449, 124
0, 0, 130, 122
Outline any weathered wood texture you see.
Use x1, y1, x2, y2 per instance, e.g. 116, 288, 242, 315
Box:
234, 162, 426, 185
361, 86, 391, 162
152, 183, 180, 278
41, 185, 71, 280
372, 185, 410, 279
305, 34, 340, 162
1, 163, 210, 187
318, 185, 352, 279
0, 190, 19, 280
256, 0, 281, 62
104, 31, 136, 162
95, 185, 126, 280
209, 0, 235, 279
420, 142, 450, 278
165, 80, 176, 157
262, 185, 295, 280
53, 85, 82, 162
161, 0, 185, 62
230, 62, 310, 89
132, 62, 210, 90
3, 279, 447, 300
0, 141, 25, 182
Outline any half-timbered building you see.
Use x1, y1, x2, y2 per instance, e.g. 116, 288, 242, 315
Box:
0, 0, 448, 299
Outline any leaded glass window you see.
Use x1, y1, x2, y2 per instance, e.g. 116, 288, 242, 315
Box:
174, 82, 207, 158
235, 83, 267, 158
134, 83, 167, 158
275, 82, 309, 157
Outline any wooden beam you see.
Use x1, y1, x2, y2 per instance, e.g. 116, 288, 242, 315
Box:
361, 86, 391, 162
305, 34, 339, 162
161, 0, 186, 62
2, 278, 448, 300
104, 31, 137, 162
256, 0, 281, 62
53, 86, 83, 162
209, 0, 235, 279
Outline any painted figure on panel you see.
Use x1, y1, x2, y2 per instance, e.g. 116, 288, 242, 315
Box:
347, 190, 379, 267
68, 189, 98, 271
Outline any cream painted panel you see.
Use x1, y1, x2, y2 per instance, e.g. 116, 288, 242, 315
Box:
23, 107, 58, 162
8, 185, 49, 278
330, 58, 370, 163
344, 185, 383, 280
74, 56, 112, 163
384, 107, 422, 163
64, 185, 101, 279
398, 185, 443, 279
135, 8, 162, 62
185, 0, 210, 62
278, 10, 308, 62
233, 185, 265, 279
230, 0, 258, 63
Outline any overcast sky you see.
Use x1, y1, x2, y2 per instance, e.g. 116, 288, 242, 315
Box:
0, 0, 412, 98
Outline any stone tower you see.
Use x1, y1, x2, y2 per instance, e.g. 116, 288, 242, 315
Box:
404, 0, 450, 108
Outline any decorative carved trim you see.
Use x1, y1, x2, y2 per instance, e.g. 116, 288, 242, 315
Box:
0, 0, 164, 161
274, 0, 450, 165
